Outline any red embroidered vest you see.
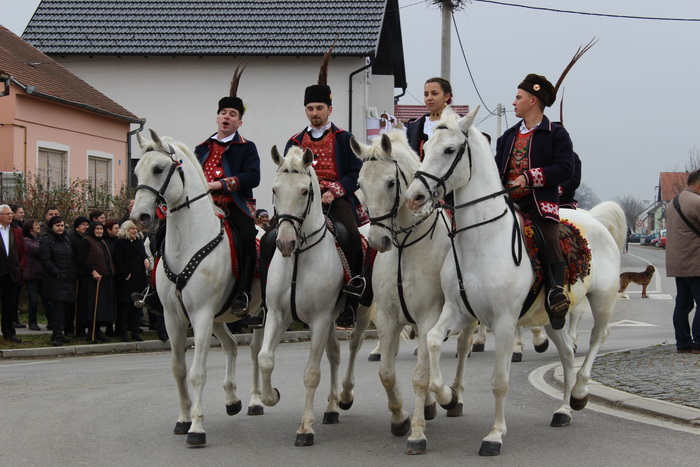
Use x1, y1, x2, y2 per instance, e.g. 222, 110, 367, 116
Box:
506, 130, 534, 199
203, 141, 233, 204
301, 131, 338, 192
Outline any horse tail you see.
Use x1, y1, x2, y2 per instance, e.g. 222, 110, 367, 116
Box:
589, 201, 626, 251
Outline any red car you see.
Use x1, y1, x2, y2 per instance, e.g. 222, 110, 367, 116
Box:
656, 235, 666, 248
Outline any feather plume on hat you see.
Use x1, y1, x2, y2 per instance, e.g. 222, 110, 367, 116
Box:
304, 42, 336, 106
553, 38, 598, 99
218, 63, 247, 115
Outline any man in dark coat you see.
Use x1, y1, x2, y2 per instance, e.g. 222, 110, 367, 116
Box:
285, 64, 370, 328
1, 204, 26, 343
194, 76, 261, 323
495, 74, 574, 329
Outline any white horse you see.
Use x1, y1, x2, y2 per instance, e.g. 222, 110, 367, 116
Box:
405, 109, 622, 456
351, 131, 472, 455
258, 146, 371, 447
472, 323, 549, 362
131, 129, 265, 447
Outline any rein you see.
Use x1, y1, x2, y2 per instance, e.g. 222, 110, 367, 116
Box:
416, 127, 524, 318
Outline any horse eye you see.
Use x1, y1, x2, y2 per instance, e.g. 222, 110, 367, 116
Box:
387, 180, 395, 189
444, 147, 456, 155
301, 188, 309, 197
153, 166, 164, 175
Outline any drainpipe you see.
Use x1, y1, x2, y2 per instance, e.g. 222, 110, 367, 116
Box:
348, 57, 374, 134
394, 87, 406, 105
127, 121, 146, 190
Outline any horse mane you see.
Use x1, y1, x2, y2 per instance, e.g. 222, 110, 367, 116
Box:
277, 146, 322, 203
368, 130, 420, 174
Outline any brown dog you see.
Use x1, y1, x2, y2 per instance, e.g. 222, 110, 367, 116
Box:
619, 265, 655, 298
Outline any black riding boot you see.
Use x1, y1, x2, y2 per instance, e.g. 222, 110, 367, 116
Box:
232, 256, 264, 328
545, 261, 570, 330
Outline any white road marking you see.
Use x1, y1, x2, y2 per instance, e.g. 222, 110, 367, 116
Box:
609, 320, 657, 327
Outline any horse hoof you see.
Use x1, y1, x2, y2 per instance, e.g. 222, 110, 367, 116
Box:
174, 421, 191, 435
446, 402, 463, 417
339, 399, 354, 411
186, 432, 206, 447
550, 412, 571, 427
424, 402, 437, 421
472, 342, 485, 352
295, 432, 314, 446
405, 439, 427, 455
391, 416, 411, 437
226, 400, 242, 416
479, 441, 502, 456
534, 339, 549, 353
247, 405, 264, 416
438, 387, 459, 411
368, 353, 381, 362
511, 352, 522, 362
570, 395, 588, 411
323, 411, 339, 424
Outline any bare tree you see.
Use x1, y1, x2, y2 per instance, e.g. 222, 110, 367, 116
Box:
575, 182, 601, 210
615, 194, 645, 232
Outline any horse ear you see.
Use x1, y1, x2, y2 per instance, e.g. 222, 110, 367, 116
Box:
135, 131, 145, 150
271, 145, 283, 166
302, 148, 314, 168
149, 128, 164, 151
459, 105, 481, 133
350, 136, 366, 160
380, 133, 392, 156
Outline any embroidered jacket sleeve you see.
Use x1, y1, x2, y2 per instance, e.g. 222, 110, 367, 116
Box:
332, 129, 361, 199
219, 141, 261, 194
522, 125, 574, 188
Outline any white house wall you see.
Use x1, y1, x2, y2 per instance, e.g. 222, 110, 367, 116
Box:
55, 55, 397, 211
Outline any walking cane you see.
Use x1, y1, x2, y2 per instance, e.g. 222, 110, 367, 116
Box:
91, 279, 101, 343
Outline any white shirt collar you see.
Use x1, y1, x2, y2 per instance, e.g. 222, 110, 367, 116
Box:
519, 120, 541, 134
212, 132, 236, 143
308, 122, 332, 139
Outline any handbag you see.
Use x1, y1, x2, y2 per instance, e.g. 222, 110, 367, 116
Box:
672, 194, 700, 237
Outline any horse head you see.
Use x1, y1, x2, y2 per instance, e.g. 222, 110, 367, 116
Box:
132, 129, 203, 231
352, 131, 419, 252
271, 145, 319, 257
405, 106, 486, 216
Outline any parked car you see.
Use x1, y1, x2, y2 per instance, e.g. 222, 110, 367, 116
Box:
654, 229, 667, 248
628, 233, 642, 243
644, 232, 659, 246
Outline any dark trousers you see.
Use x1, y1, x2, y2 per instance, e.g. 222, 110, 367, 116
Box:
1, 274, 18, 338
222, 203, 257, 293
327, 197, 362, 277
117, 302, 140, 334
514, 195, 563, 264
50, 301, 66, 334
24, 280, 41, 325
673, 277, 700, 351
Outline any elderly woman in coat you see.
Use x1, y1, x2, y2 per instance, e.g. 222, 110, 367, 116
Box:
113, 220, 150, 342
77, 221, 117, 343
39, 216, 78, 346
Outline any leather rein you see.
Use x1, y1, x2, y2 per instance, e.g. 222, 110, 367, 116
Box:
413, 126, 523, 318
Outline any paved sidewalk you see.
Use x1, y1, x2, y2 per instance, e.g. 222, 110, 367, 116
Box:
552, 345, 700, 427
3, 329, 699, 428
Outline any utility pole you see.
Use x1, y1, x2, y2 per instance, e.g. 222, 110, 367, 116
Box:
496, 103, 503, 139
441, 2, 452, 81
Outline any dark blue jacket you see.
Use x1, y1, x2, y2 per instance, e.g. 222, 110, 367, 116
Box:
495, 116, 574, 221
194, 132, 261, 218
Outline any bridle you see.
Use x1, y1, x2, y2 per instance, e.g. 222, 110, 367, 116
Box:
134, 144, 210, 216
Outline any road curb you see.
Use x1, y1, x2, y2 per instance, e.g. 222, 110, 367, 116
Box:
0, 329, 378, 359
551, 353, 700, 427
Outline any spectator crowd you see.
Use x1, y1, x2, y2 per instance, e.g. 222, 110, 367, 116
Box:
1, 201, 168, 347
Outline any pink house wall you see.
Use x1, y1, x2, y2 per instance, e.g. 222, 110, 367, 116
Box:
0, 91, 132, 193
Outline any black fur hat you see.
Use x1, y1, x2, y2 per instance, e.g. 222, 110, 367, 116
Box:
518, 74, 555, 107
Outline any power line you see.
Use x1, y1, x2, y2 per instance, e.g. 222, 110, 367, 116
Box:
451, 11, 499, 116
473, 0, 700, 22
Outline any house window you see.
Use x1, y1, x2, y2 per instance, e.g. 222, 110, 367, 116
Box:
88, 156, 112, 194
38, 148, 67, 188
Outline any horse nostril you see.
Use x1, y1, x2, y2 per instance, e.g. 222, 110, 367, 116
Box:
139, 213, 151, 225
415, 194, 425, 204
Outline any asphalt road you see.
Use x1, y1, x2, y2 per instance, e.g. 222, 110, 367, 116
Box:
1, 244, 698, 466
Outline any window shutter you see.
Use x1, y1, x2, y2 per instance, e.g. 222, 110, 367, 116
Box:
88, 157, 112, 192
38, 149, 67, 187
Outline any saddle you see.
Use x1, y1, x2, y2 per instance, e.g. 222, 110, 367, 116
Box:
519, 214, 592, 313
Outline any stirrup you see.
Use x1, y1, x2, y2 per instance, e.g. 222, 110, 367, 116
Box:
131, 286, 151, 308
246, 307, 266, 330
231, 293, 250, 317
546, 286, 570, 331
343, 275, 366, 298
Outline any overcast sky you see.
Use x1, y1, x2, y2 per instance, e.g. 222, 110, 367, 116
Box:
3, 0, 699, 205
